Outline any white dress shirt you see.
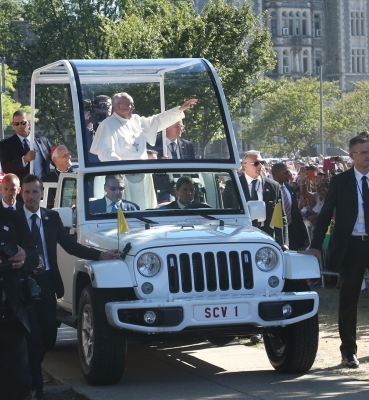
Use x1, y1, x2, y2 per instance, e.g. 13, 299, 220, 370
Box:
165, 138, 180, 159
23, 207, 50, 270
244, 174, 263, 200
352, 167, 369, 235
18, 135, 43, 177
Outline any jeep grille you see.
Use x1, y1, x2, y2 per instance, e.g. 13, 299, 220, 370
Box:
167, 251, 253, 294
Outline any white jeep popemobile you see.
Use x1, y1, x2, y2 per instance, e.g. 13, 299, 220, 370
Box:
30, 58, 320, 386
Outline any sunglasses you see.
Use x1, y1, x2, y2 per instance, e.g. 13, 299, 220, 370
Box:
107, 186, 125, 191
12, 121, 27, 126
243, 160, 266, 167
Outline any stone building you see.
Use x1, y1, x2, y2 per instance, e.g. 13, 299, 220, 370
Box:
195, 0, 369, 90
263, 0, 369, 90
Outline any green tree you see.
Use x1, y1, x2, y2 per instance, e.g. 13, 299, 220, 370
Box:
0, 0, 24, 57
3, 0, 278, 151
338, 80, 369, 133
104, 0, 279, 153
1, 63, 31, 129
246, 77, 343, 156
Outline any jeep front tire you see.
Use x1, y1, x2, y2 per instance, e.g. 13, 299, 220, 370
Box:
77, 285, 127, 385
263, 279, 319, 373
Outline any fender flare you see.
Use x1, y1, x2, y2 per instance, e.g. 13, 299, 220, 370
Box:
75, 259, 136, 288
283, 251, 321, 280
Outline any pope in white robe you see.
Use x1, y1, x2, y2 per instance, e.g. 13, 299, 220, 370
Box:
89, 92, 197, 162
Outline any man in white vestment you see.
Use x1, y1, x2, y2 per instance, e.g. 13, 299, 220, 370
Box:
89, 92, 197, 161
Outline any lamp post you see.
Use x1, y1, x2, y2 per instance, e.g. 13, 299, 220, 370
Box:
319, 61, 332, 157
319, 64, 324, 157
0, 56, 5, 141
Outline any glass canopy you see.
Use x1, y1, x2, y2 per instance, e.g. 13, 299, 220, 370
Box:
31, 59, 239, 171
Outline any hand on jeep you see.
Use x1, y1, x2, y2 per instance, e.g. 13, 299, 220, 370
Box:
100, 249, 120, 260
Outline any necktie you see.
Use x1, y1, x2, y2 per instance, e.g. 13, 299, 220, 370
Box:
251, 179, 259, 200
170, 142, 178, 159
361, 176, 369, 234
23, 138, 30, 153
31, 214, 45, 274
281, 186, 292, 225
111, 202, 118, 212
7, 206, 14, 210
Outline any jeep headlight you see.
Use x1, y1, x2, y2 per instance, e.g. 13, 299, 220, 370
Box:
255, 247, 278, 271
137, 253, 161, 277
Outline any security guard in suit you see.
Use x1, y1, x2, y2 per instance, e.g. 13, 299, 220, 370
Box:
0, 207, 38, 400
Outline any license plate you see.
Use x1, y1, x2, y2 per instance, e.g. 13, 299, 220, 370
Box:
193, 304, 248, 321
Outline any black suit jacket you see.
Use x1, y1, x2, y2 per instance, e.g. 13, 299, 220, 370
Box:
0, 133, 53, 183
311, 168, 358, 273
18, 207, 102, 299
89, 197, 139, 214
284, 183, 309, 249
0, 208, 38, 331
239, 174, 288, 246
149, 136, 195, 159
0, 201, 23, 210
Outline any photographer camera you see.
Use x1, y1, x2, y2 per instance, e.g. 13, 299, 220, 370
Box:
0, 207, 38, 400
84, 95, 112, 163
334, 156, 348, 173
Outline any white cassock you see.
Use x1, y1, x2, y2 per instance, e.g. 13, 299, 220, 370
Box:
123, 174, 157, 210
90, 107, 185, 161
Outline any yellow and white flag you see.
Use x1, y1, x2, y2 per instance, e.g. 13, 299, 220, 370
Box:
270, 202, 283, 229
117, 209, 129, 234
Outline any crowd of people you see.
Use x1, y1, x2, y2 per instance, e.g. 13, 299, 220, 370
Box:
1, 96, 369, 400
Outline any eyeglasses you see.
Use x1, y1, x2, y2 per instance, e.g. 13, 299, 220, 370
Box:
12, 121, 27, 126
243, 160, 266, 167
121, 103, 134, 108
107, 186, 125, 191
352, 151, 369, 155
280, 170, 290, 174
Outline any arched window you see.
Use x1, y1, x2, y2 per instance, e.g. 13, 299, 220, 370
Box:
303, 50, 309, 73
302, 12, 308, 35
283, 50, 290, 73
270, 11, 277, 36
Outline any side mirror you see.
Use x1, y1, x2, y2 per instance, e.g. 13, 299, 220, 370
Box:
248, 200, 266, 222
52, 207, 73, 228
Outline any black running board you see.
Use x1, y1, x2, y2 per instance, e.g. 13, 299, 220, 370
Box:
56, 308, 78, 328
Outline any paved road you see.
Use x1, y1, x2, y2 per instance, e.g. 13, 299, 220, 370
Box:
43, 325, 369, 399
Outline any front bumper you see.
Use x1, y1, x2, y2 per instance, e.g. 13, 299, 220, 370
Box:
105, 291, 319, 333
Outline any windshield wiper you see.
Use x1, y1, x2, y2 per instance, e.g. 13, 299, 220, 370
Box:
134, 216, 159, 230
188, 211, 225, 227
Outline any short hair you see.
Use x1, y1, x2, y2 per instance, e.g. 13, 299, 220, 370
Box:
349, 135, 369, 151
112, 92, 131, 108
104, 174, 125, 186
2, 173, 20, 186
13, 110, 28, 119
22, 174, 43, 190
146, 149, 158, 156
93, 95, 111, 106
51, 145, 68, 159
358, 131, 369, 138
175, 176, 194, 191
271, 163, 287, 175
242, 150, 261, 163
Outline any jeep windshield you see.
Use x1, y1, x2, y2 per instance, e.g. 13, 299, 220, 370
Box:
85, 169, 244, 220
